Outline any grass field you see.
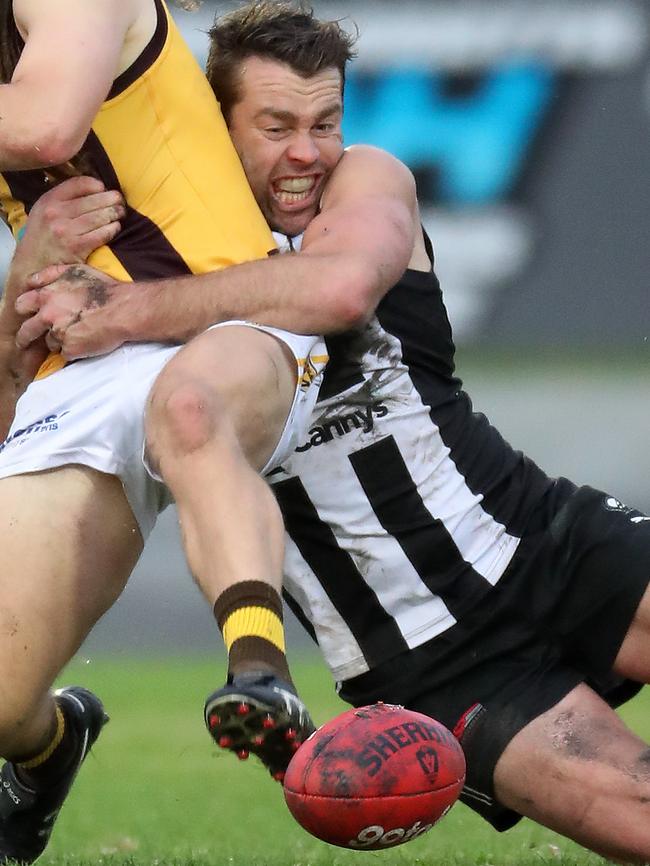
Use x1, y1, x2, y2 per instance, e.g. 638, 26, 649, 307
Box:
41, 653, 646, 866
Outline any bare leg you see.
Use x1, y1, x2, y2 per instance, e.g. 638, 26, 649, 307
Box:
144, 325, 294, 626
145, 325, 315, 777
0, 466, 142, 758
494, 683, 650, 863
0, 465, 142, 863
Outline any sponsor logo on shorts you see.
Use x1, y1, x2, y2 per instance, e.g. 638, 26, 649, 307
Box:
0, 411, 70, 453
298, 351, 328, 390
604, 496, 630, 513
299, 357, 320, 389
603, 495, 650, 525
295, 402, 388, 453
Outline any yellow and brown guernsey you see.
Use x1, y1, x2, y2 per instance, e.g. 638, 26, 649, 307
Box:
0, 0, 275, 377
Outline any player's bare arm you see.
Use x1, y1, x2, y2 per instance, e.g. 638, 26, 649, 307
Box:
0, 176, 125, 423
3, 175, 124, 346
7, 176, 124, 293
16, 146, 417, 358
0, 0, 154, 169
0, 327, 46, 439
0, 263, 48, 441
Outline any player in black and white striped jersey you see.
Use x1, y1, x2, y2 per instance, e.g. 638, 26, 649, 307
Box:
270, 227, 548, 680
268, 224, 650, 849
14, 3, 650, 861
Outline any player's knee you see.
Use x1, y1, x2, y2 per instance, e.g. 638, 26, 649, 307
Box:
150, 377, 229, 458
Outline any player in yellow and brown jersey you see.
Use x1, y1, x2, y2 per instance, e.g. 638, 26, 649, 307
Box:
0, 0, 274, 379
0, 2, 326, 859
11, 4, 650, 863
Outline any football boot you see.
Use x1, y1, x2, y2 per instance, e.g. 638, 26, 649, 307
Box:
0, 686, 108, 865
205, 672, 315, 782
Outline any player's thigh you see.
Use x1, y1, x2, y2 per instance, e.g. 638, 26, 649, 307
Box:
0, 466, 142, 700
494, 683, 650, 862
149, 325, 297, 464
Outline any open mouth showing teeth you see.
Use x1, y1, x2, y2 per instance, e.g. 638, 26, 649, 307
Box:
274, 176, 316, 203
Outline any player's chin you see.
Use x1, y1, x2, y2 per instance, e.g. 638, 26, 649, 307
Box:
270, 198, 319, 237
272, 212, 314, 238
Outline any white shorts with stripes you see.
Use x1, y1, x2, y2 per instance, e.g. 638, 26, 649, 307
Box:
0, 321, 326, 539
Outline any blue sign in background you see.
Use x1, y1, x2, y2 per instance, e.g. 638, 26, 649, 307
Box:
343, 63, 557, 204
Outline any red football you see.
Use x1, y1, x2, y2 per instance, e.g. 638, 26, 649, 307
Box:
283, 702, 465, 850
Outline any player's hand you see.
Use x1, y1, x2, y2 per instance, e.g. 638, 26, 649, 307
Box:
14, 264, 128, 359
18, 176, 125, 271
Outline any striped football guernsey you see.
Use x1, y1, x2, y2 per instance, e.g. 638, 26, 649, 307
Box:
268, 232, 562, 682
0, 0, 274, 377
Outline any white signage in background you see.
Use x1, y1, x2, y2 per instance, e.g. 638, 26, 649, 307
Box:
420, 207, 533, 342
314, 1, 647, 72
171, 1, 648, 341
312, 1, 646, 339
173, 1, 647, 72
1, 1, 646, 346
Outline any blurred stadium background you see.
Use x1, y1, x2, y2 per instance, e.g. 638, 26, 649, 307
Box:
1, 0, 648, 657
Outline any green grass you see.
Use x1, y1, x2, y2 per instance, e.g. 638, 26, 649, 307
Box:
39, 653, 642, 866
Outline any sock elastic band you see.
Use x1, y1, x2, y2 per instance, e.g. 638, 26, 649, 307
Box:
17, 705, 65, 770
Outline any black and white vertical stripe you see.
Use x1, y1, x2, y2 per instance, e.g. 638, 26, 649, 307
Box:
269, 238, 553, 681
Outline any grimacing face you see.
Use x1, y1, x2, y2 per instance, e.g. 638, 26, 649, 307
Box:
227, 56, 344, 237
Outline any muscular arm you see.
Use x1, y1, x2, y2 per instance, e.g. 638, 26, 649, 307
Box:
127, 146, 415, 337
0, 286, 48, 440
0, 245, 49, 438
0, 176, 124, 436
17, 147, 418, 357
0, 0, 138, 169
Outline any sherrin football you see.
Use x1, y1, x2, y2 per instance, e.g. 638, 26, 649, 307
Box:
283, 702, 466, 850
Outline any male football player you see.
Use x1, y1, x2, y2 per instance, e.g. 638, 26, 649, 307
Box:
0, 0, 328, 860
15, 2, 650, 863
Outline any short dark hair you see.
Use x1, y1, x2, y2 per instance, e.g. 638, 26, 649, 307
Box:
206, 1, 357, 123
0, 4, 24, 84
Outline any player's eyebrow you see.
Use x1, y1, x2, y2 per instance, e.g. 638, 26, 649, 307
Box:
255, 108, 296, 122
254, 103, 342, 123
314, 104, 342, 121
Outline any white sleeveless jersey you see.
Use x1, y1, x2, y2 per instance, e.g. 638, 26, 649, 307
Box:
268, 232, 555, 682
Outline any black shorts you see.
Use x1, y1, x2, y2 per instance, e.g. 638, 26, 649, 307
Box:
338, 484, 650, 831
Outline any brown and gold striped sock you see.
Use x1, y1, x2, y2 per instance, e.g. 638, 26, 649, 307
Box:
214, 580, 292, 686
